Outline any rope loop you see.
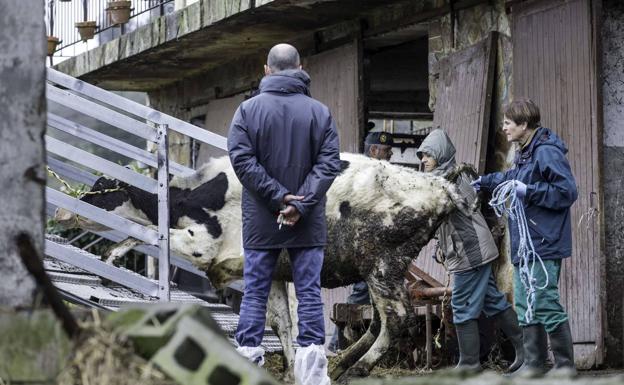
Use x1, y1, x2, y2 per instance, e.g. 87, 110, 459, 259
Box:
488, 180, 549, 323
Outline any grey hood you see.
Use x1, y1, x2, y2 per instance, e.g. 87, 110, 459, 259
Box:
417, 129, 456, 176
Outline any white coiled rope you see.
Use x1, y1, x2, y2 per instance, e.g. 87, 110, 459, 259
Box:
488, 180, 549, 323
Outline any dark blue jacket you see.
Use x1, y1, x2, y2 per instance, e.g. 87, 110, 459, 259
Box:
480, 127, 578, 264
228, 70, 341, 249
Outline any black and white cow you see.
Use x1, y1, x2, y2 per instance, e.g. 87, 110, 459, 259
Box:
54, 154, 462, 380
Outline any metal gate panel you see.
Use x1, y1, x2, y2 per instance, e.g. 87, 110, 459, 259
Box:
512, 0, 603, 366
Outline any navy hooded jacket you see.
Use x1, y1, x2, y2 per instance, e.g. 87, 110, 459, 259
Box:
480, 127, 578, 264
227, 69, 341, 249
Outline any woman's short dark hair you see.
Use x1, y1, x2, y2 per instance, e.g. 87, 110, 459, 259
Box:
503, 98, 541, 129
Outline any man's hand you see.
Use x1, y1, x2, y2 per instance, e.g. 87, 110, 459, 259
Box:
514, 180, 527, 199
279, 205, 301, 226
283, 194, 304, 204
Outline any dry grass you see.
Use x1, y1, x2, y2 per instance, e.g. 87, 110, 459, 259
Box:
56, 310, 175, 385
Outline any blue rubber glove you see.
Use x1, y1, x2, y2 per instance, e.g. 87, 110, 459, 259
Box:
514, 180, 527, 198
470, 177, 482, 192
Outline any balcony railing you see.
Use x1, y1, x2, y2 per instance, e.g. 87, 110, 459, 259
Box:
45, 0, 174, 63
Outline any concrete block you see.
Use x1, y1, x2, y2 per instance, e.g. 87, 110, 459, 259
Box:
152, 317, 279, 385
107, 303, 222, 358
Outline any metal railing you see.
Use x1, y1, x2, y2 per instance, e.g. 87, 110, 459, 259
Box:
45, 0, 174, 55
45, 68, 226, 300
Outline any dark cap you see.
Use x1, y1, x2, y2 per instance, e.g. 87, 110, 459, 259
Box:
364, 131, 393, 146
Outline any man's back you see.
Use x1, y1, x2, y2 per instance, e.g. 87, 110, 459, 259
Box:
228, 69, 340, 249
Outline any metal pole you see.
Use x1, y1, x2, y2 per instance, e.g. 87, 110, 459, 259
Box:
156, 123, 170, 301
425, 303, 432, 369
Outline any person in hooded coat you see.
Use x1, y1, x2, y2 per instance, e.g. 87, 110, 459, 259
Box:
228, 43, 341, 381
472, 99, 578, 377
417, 129, 523, 373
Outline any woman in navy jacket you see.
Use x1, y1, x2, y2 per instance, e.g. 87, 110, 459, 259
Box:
473, 99, 577, 377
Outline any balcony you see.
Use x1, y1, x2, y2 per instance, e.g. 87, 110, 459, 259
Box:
45, 0, 176, 65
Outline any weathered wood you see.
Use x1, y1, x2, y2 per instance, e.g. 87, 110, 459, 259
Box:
512, 0, 604, 367
305, 40, 362, 153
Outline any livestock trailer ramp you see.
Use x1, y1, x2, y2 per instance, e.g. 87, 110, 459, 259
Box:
44, 233, 284, 353
43, 68, 284, 353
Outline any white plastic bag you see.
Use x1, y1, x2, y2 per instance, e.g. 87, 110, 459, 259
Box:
294, 344, 331, 385
236, 345, 265, 367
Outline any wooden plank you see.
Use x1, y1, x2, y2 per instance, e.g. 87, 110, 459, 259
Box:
407, 264, 444, 288
414, 33, 497, 289
432, 32, 497, 173
304, 41, 362, 153
47, 68, 227, 149
512, 0, 603, 366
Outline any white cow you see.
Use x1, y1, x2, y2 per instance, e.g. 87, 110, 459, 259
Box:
55, 154, 462, 381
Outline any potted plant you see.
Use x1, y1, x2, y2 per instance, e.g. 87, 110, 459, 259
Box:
47, 36, 61, 56
106, 1, 133, 25
75, 21, 98, 41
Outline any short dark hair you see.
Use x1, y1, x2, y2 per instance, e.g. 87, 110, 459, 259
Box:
267, 44, 300, 72
503, 98, 541, 129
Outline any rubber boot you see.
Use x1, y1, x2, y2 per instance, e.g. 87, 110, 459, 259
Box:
494, 307, 525, 373
547, 321, 577, 378
454, 319, 482, 373
511, 324, 548, 378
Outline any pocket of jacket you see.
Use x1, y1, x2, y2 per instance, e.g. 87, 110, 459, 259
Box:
527, 217, 555, 243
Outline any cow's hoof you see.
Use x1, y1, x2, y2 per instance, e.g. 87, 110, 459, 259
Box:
282, 370, 295, 385
342, 364, 370, 379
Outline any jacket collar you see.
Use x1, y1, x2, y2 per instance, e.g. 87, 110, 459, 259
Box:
259, 69, 311, 96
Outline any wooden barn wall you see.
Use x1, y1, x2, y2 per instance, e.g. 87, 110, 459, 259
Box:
195, 94, 244, 166
303, 40, 363, 337
512, 0, 604, 366
304, 40, 363, 153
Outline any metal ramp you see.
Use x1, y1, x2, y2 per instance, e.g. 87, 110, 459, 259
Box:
44, 69, 283, 351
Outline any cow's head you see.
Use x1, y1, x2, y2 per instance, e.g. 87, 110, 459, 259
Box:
53, 177, 134, 231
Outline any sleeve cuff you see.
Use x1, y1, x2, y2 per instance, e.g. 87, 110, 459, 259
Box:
290, 200, 307, 218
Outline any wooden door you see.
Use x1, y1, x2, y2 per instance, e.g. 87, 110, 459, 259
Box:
413, 33, 497, 285
512, 0, 604, 367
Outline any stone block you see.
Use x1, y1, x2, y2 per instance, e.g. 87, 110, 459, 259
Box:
107, 303, 222, 358
152, 317, 279, 385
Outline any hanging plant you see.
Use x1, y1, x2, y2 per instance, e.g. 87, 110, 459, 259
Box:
106, 1, 133, 25
75, 21, 98, 41
47, 36, 62, 56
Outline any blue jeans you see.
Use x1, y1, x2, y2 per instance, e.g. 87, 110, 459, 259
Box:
235, 247, 325, 348
451, 262, 511, 324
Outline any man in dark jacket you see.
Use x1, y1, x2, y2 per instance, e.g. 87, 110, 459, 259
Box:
228, 43, 341, 381
473, 98, 578, 377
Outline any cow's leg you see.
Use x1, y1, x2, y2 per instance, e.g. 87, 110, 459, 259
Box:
329, 307, 380, 380
341, 268, 414, 379
105, 237, 142, 264
267, 280, 295, 383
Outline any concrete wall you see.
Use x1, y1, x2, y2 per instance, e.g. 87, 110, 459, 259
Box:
601, 0, 624, 368
0, 0, 46, 307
